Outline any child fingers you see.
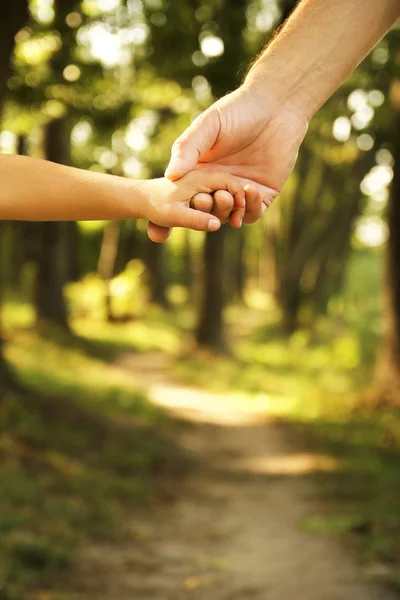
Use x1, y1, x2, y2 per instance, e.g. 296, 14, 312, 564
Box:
191, 189, 236, 225
190, 192, 213, 213
203, 172, 245, 210
147, 222, 172, 243
173, 205, 221, 232
212, 189, 234, 224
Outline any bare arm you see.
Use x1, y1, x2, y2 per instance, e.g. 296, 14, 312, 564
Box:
163, 0, 400, 240
0, 155, 141, 221
0, 155, 244, 232
245, 0, 400, 120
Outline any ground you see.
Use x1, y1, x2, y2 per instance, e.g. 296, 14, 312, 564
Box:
58, 352, 398, 600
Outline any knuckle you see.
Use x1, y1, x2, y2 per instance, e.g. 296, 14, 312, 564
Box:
219, 199, 233, 211
215, 190, 234, 206
193, 196, 213, 212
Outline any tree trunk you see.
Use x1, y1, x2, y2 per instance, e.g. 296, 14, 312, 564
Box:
0, 0, 29, 391
225, 228, 247, 302
234, 228, 247, 301
195, 0, 249, 351
145, 239, 169, 308
374, 106, 400, 402
0, 0, 28, 112
8, 136, 29, 290
34, 118, 70, 330
182, 229, 193, 300
35, 221, 70, 328
276, 150, 316, 332
196, 228, 227, 351
98, 221, 121, 322
125, 222, 142, 262
66, 222, 81, 282
0, 222, 16, 394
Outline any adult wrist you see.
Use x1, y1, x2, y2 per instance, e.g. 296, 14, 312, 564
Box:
243, 56, 317, 125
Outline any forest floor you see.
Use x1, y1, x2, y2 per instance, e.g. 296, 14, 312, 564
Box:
4, 260, 400, 599
58, 351, 399, 600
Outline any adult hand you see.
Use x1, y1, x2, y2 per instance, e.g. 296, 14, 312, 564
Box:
147, 85, 308, 243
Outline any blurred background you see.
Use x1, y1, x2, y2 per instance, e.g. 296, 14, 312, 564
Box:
1, 0, 400, 598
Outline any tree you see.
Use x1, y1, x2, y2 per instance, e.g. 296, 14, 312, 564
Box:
269, 140, 374, 332
34, 118, 70, 329
196, 227, 228, 350
195, 0, 250, 350
191, 0, 300, 349
375, 80, 400, 402
98, 221, 122, 321
0, 0, 29, 391
145, 239, 169, 308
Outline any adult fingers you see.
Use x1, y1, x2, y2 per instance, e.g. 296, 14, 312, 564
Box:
196, 164, 278, 211
241, 185, 264, 224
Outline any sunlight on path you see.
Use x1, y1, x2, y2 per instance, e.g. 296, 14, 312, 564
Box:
70, 351, 397, 600
119, 351, 272, 425
119, 352, 338, 477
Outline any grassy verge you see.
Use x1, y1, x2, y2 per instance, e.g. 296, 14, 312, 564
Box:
299, 411, 400, 573
1, 321, 173, 600
172, 250, 400, 579
3, 248, 399, 592
174, 326, 400, 578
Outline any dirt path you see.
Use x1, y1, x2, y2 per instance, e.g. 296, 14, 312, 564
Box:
70, 353, 397, 600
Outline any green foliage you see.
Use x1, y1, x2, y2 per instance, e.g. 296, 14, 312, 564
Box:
174, 250, 384, 411
1, 0, 400, 591
0, 321, 171, 598
171, 249, 400, 570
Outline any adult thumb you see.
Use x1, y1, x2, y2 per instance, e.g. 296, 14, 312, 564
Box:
165, 107, 219, 181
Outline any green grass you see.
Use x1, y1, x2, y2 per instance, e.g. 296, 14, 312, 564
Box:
2, 247, 399, 593
301, 412, 400, 568
1, 319, 174, 599
5, 326, 164, 423
172, 249, 400, 575
0, 386, 171, 599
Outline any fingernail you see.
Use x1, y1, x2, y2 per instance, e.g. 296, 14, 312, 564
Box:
240, 219, 243, 227
208, 218, 220, 231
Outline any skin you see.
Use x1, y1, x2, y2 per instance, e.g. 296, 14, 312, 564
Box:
0, 154, 245, 231
147, 0, 400, 243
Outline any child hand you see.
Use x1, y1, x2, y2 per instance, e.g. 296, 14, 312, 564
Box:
191, 184, 263, 226
190, 189, 238, 225
142, 170, 245, 243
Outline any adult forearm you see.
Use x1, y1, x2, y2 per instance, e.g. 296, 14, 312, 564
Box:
0, 155, 141, 221
245, 0, 400, 120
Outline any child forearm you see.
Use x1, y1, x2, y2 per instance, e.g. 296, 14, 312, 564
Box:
0, 155, 244, 233
0, 155, 141, 221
